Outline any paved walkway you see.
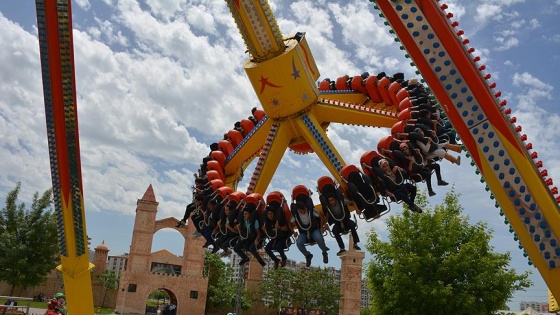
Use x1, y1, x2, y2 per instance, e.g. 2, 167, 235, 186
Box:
26, 307, 117, 315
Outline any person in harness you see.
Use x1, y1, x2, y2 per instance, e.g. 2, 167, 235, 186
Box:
289, 185, 330, 267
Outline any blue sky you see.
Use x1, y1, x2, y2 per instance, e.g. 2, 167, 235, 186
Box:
1, 0, 559, 311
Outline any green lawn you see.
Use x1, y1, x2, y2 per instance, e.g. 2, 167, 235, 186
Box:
0, 299, 115, 314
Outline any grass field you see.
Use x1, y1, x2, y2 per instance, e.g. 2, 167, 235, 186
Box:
0, 298, 116, 314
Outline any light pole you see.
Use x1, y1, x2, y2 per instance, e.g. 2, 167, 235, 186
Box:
120, 286, 127, 314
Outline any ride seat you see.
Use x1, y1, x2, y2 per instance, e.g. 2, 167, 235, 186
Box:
206, 160, 225, 181
218, 140, 234, 157
319, 79, 331, 91
210, 150, 226, 168
388, 81, 403, 106
292, 184, 310, 203
376, 77, 393, 106
205, 170, 222, 182
240, 119, 255, 136
350, 75, 366, 94
335, 75, 350, 90
395, 88, 410, 104
227, 129, 244, 147
253, 108, 266, 121
364, 75, 383, 103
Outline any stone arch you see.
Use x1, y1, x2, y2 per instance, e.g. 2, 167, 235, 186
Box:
116, 185, 208, 315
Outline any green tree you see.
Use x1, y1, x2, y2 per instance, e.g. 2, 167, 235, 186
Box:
258, 267, 294, 311
203, 251, 237, 309
97, 270, 118, 308
0, 182, 59, 295
365, 189, 532, 315
259, 267, 340, 313
308, 268, 341, 314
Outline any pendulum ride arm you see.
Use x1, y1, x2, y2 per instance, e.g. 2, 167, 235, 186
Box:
35, 0, 95, 313
374, 0, 560, 297
294, 113, 347, 185
245, 123, 292, 194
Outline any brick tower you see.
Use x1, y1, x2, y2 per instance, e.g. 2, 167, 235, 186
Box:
339, 238, 365, 315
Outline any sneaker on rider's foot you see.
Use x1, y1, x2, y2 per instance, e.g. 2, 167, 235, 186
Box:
412, 205, 423, 213
353, 244, 361, 251
192, 231, 202, 239
429, 190, 436, 197
437, 180, 449, 186
336, 249, 347, 256
322, 252, 329, 264
305, 254, 313, 267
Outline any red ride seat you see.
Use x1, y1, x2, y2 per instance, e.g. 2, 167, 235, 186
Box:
207, 160, 225, 181
391, 121, 408, 139
228, 191, 246, 206
292, 184, 310, 203
252, 108, 266, 121
245, 193, 265, 216
319, 79, 331, 91
398, 97, 414, 112
205, 170, 222, 182
218, 140, 234, 157
216, 186, 233, 202
266, 191, 291, 221
377, 135, 395, 153
397, 108, 414, 121
335, 75, 350, 90
364, 75, 383, 103
317, 176, 335, 193
208, 179, 224, 192
396, 88, 410, 104
350, 75, 366, 94
210, 150, 226, 168
240, 119, 255, 136
340, 164, 361, 182
360, 151, 381, 176
388, 81, 403, 106
376, 77, 393, 106
227, 130, 244, 147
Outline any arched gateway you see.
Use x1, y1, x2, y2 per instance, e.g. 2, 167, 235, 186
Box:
116, 185, 208, 315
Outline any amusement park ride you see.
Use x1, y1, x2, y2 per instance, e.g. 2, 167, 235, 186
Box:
34, 0, 559, 313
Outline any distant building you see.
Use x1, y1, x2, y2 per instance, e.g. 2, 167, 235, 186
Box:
106, 253, 128, 278
520, 301, 549, 312
227, 253, 372, 310
361, 279, 372, 308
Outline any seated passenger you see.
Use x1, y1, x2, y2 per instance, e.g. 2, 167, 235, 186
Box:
398, 142, 448, 196
175, 194, 203, 228
318, 177, 361, 256
215, 201, 240, 257
234, 207, 266, 266
340, 165, 387, 220
378, 159, 422, 213
412, 128, 462, 165
390, 143, 435, 197
200, 198, 222, 253
262, 193, 292, 269
289, 187, 330, 267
